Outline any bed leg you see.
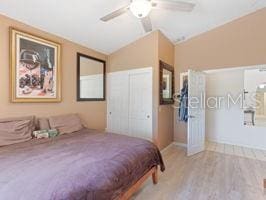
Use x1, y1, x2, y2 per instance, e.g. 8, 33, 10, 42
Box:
152, 166, 158, 185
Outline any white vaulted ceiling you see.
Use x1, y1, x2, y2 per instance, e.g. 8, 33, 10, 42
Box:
0, 0, 265, 54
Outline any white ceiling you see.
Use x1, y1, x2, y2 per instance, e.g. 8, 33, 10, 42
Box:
0, 0, 265, 54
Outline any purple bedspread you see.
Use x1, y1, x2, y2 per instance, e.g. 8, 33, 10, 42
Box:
0, 129, 165, 200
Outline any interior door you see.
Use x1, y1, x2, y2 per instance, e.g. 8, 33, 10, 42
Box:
107, 71, 129, 134
128, 68, 152, 140
187, 70, 206, 156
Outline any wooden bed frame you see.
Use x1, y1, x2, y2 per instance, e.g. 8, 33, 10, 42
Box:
120, 166, 158, 200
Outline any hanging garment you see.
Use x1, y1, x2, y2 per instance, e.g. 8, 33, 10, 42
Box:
179, 79, 188, 122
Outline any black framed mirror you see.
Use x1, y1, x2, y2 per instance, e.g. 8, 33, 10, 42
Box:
159, 60, 175, 105
77, 53, 106, 101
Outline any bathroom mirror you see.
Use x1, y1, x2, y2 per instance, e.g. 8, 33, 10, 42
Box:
159, 60, 174, 105
244, 68, 266, 126
77, 53, 105, 101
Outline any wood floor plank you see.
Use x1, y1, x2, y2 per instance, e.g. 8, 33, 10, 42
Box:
237, 157, 264, 200
242, 147, 256, 160
207, 141, 216, 151
205, 141, 211, 151
261, 150, 266, 159
234, 145, 245, 157
216, 143, 225, 153
133, 146, 266, 200
253, 149, 266, 161
224, 144, 235, 155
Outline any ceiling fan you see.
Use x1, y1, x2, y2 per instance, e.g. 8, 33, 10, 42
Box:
100, 0, 196, 33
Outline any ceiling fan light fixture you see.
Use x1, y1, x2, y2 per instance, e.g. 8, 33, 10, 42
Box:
130, 0, 152, 18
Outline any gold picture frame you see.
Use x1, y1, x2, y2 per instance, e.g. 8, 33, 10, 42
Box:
10, 28, 61, 103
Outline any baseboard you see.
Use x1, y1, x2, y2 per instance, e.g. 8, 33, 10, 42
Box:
173, 142, 187, 148
160, 142, 187, 154
160, 143, 174, 153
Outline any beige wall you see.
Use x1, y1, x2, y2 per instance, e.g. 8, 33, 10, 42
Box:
108, 31, 158, 73
158, 33, 175, 149
0, 14, 107, 130
174, 8, 266, 143
108, 31, 174, 150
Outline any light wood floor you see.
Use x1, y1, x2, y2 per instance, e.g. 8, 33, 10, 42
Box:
206, 141, 266, 162
133, 145, 266, 200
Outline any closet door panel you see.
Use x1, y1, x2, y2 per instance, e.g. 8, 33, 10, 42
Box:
107, 72, 129, 135
129, 119, 152, 140
128, 69, 152, 140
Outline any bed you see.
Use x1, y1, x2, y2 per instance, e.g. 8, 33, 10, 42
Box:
0, 128, 165, 200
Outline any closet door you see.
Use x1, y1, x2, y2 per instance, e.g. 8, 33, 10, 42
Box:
107, 71, 129, 134
128, 68, 152, 140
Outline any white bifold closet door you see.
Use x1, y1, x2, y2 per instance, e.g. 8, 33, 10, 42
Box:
187, 70, 206, 156
128, 69, 152, 140
107, 68, 152, 140
107, 71, 129, 134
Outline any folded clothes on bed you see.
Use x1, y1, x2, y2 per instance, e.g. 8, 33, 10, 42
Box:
33, 129, 59, 139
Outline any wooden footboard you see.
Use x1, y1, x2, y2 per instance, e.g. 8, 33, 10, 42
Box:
120, 166, 158, 200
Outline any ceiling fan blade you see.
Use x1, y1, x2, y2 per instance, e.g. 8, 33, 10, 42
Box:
152, 0, 196, 12
100, 5, 130, 22
141, 16, 153, 33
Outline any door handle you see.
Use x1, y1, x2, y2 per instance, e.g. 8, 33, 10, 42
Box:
147, 115, 150, 119
188, 115, 196, 119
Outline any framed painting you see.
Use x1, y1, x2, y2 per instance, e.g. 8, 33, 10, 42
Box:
10, 28, 61, 102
